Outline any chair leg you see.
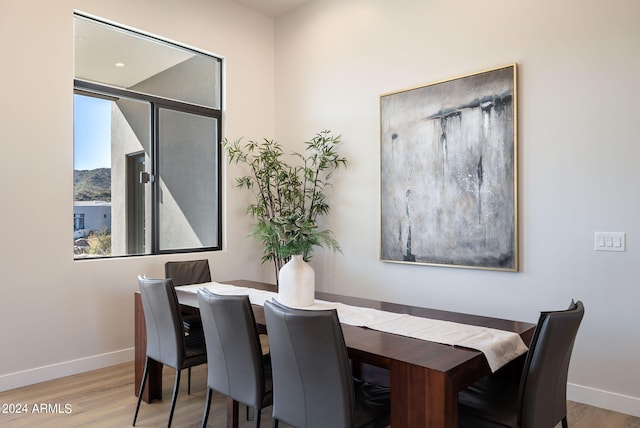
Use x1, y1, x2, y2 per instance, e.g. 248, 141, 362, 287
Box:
562, 416, 569, 428
132, 357, 150, 426
272, 418, 279, 428
254, 406, 261, 428
201, 387, 213, 428
167, 369, 181, 428
188, 367, 192, 395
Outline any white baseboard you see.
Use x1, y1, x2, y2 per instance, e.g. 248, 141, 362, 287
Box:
0, 348, 134, 393
568, 382, 640, 418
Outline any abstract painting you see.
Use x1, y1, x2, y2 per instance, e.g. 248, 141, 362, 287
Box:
380, 64, 518, 271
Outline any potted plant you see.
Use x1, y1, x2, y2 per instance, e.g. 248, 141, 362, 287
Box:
224, 130, 346, 292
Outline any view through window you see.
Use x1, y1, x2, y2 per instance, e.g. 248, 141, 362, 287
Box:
73, 13, 222, 259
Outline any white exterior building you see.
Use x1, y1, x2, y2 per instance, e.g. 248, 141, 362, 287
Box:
73, 201, 111, 238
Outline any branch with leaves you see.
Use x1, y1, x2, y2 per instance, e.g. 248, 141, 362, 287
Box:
224, 131, 346, 279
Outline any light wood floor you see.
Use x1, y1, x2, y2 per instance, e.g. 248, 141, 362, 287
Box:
0, 362, 637, 427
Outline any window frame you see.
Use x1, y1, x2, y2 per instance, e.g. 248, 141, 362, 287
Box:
73, 26, 223, 258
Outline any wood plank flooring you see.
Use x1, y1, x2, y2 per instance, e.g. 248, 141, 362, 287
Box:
0, 362, 637, 427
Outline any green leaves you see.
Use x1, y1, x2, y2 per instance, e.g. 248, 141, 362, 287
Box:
223, 131, 346, 273
269, 214, 340, 260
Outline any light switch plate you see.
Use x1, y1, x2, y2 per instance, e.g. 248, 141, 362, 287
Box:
594, 232, 625, 252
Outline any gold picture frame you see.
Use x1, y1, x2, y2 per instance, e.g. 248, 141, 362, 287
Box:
380, 64, 518, 271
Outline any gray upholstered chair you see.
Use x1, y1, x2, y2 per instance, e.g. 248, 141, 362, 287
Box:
458, 300, 585, 428
133, 276, 207, 428
165, 259, 212, 286
197, 289, 272, 428
264, 299, 390, 428
165, 259, 211, 367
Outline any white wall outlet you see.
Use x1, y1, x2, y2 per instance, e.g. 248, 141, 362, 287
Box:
594, 232, 626, 252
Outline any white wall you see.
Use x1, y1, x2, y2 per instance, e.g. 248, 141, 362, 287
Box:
273, 0, 640, 417
0, 0, 275, 390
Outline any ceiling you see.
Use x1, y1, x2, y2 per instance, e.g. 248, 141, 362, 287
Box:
231, 0, 310, 17
75, 17, 196, 88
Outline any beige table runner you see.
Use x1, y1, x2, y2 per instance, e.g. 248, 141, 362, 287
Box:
180, 282, 528, 372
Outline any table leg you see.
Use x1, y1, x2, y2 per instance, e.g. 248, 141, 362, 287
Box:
390, 360, 457, 428
226, 397, 239, 428
134, 293, 163, 402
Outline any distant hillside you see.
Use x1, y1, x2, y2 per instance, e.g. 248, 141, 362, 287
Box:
74, 168, 111, 201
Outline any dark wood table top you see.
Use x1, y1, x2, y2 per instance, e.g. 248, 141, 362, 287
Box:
175, 279, 535, 375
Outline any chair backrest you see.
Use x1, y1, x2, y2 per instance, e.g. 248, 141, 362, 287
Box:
197, 289, 266, 408
138, 276, 185, 369
518, 300, 585, 428
264, 299, 355, 428
165, 259, 211, 286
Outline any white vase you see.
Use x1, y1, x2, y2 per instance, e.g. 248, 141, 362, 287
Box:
278, 255, 315, 307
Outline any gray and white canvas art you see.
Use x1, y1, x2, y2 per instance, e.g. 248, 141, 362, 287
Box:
380, 65, 517, 270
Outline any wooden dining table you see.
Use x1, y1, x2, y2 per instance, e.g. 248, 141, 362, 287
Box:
134, 279, 535, 428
